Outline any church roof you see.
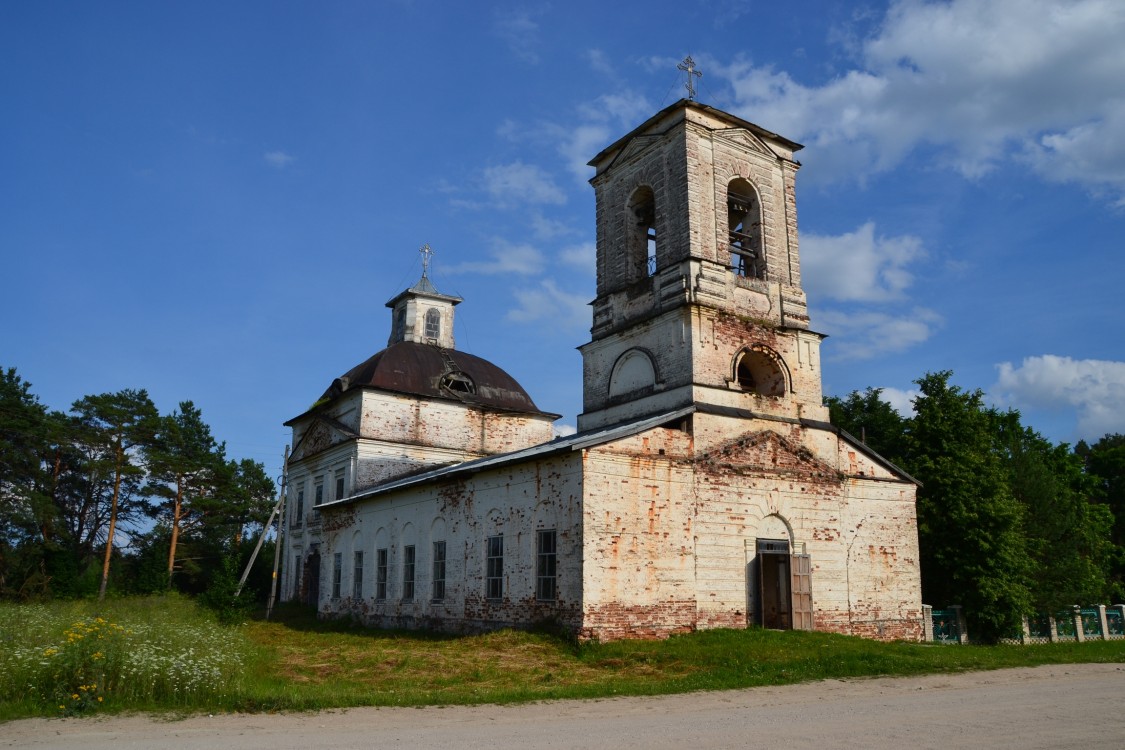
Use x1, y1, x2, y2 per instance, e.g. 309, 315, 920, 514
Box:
587, 98, 804, 173
384, 275, 462, 308
287, 341, 556, 423
316, 405, 697, 509
313, 403, 918, 510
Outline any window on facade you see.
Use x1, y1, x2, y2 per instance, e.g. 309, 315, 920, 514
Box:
376, 548, 388, 600
536, 530, 557, 601
424, 308, 441, 340
393, 307, 406, 342
629, 186, 657, 278
331, 552, 342, 599
293, 488, 304, 528
440, 371, 476, 395
293, 554, 302, 599
353, 551, 364, 599
432, 541, 446, 601
334, 469, 345, 501
486, 535, 504, 600
314, 478, 324, 506
728, 178, 764, 279
402, 545, 416, 601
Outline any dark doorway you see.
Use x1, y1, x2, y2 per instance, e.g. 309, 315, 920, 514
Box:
755, 539, 814, 630
757, 539, 791, 629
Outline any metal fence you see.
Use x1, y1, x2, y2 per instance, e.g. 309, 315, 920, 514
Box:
924, 604, 1125, 644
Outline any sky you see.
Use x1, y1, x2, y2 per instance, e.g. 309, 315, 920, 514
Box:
3, 0, 1124, 484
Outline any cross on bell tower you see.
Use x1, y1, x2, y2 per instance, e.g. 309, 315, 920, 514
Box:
677, 56, 702, 101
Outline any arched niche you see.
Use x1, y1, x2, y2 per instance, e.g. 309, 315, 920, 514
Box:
734, 345, 789, 397
609, 349, 657, 397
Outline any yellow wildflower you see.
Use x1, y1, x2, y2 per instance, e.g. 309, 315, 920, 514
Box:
71, 694, 78, 700
97, 697, 103, 703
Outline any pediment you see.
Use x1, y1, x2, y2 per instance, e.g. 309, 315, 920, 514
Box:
700, 430, 841, 479
613, 134, 664, 169
290, 417, 357, 463
712, 128, 777, 159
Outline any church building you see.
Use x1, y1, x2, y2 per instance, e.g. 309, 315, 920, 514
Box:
280, 96, 924, 641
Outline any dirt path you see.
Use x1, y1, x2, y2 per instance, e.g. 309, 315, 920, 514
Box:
4, 664, 1124, 749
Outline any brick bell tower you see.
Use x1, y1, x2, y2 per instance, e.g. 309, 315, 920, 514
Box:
577, 97, 830, 431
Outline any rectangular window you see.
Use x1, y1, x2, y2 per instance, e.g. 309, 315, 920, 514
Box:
432, 541, 446, 602
293, 554, 302, 599
353, 551, 364, 599
331, 552, 342, 599
486, 534, 503, 600
293, 488, 305, 528
314, 477, 324, 506
402, 545, 415, 601
334, 468, 345, 500
536, 530, 557, 601
376, 548, 388, 600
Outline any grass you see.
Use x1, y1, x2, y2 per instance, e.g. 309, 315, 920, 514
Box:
3, 596, 1125, 721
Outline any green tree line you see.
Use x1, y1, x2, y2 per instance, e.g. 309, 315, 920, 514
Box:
828, 371, 1125, 642
0, 367, 276, 605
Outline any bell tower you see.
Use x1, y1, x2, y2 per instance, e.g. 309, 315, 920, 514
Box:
577, 99, 830, 431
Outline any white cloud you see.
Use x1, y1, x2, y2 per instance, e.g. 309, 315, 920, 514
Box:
530, 213, 579, 241
560, 242, 596, 273
482, 162, 566, 207
878, 386, 919, 418
717, 0, 1125, 198
445, 239, 545, 276
506, 279, 590, 330
559, 91, 652, 179
552, 423, 578, 438
817, 307, 942, 360
263, 151, 294, 168
493, 7, 543, 64
584, 49, 614, 76
802, 222, 925, 302
993, 355, 1125, 439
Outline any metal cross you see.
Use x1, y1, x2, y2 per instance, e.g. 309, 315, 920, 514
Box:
420, 243, 434, 277
678, 55, 702, 101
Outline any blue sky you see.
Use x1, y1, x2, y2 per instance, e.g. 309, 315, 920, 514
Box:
3, 0, 1124, 482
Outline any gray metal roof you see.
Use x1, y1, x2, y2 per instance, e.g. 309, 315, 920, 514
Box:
315, 405, 696, 510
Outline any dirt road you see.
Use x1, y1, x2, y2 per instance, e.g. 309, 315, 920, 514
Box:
4, 664, 1124, 749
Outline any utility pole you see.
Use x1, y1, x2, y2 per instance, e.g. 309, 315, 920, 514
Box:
266, 446, 289, 619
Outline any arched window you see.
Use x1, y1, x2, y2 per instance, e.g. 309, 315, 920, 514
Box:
728, 178, 764, 279
734, 346, 787, 396
628, 186, 657, 279
424, 308, 441, 340
393, 307, 406, 342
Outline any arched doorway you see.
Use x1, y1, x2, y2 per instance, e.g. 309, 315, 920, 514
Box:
751, 516, 812, 630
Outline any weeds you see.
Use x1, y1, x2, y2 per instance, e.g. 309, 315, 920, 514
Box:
2, 597, 1125, 722
0, 595, 250, 719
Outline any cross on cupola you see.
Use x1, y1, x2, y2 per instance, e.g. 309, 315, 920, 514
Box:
678, 56, 702, 101
420, 243, 434, 278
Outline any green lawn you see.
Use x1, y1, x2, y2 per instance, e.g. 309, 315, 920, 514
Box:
3, 596, 1124, 721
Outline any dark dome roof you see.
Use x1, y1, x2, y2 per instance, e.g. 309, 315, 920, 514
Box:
317, 341, 551, 415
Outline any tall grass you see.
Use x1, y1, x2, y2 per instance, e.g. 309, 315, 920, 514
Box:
3, 597, 1124, 722
0, 595, 252, 719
